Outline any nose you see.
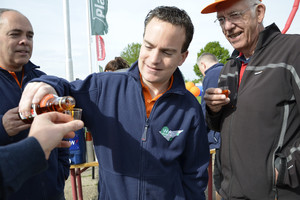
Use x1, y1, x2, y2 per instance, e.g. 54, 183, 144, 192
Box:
19, 35, 31, 45
149, 49, 161, 64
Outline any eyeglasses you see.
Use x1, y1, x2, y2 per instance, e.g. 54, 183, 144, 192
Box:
214, 5, 256, 27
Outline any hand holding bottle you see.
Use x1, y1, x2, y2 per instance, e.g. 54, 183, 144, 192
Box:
19, 82, 75, 123
19, 82, 58, 117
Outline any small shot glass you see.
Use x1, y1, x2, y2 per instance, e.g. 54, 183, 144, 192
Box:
220, 86, 229, 98
63, 108, 82, 120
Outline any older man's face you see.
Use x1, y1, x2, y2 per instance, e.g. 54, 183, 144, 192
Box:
216, 1, 263, 56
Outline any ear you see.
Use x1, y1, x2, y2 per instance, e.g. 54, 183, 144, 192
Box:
256, 3, 266, 24
178, 50, 189, 66
201, 62, 207, 70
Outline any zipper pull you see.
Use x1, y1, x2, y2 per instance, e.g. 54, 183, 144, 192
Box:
141, 124, 149, 142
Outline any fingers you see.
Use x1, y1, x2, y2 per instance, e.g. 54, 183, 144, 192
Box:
18, 82, 57, 117
3, 107, 31, 136
28, 112, 84, 160
48, 113, 84, 131
204, 87, 231, 113
57, 140, 72, 148
40, 112, 84, 134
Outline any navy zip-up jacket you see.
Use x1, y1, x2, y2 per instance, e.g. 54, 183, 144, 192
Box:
0, 61, 70, 200
0, 137, 47, 200
33, 61, 210, 200
201, 63, 223, 149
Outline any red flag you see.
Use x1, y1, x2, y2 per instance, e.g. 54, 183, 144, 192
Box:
282, 0, 300, 34
96, 35, 105, 61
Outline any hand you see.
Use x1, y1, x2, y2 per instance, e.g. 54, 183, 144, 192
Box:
28, 112, 84, 160
18, 82, 57, 118
204, 88, 230, 113
2, 107, 31, 136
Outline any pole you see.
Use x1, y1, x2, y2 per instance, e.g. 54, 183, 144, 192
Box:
63, 0, 74, 81
86, 0, 93, 74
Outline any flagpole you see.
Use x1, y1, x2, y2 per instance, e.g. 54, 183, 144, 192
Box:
86, 0, 93, 74
63, 0, 74, 81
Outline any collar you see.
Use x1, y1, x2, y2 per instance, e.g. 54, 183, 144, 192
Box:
237, 52, 251, 64
0, 65, 25, 88
128, 61, 187, 94
204, 63, 224, 75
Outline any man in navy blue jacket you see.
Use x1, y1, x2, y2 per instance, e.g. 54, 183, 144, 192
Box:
0, 112, 84, 200
19, 6, 210, 200
0, 9, 69, 200
198, 53, 223, 150
198, 52, 223, 200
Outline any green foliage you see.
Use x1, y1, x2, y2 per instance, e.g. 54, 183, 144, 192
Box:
193, 41, 230, 78
120, 43, 141, 66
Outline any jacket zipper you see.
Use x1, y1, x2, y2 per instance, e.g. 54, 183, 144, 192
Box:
139, 118, 149, 199
141, 121, 149, 142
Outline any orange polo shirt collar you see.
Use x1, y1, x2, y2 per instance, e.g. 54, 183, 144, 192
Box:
140, 74, 174, 118
0, 65, 24, 88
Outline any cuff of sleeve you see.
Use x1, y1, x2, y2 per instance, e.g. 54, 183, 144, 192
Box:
206, 105, 222, 117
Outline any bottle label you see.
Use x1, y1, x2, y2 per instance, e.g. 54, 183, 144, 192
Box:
39, 94, 55, 107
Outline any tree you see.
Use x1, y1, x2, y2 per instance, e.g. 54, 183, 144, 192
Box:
193, 41, 230, 79
120, 43, 141, 66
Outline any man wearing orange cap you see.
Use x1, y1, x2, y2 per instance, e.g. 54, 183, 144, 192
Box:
201, 0, 300, 199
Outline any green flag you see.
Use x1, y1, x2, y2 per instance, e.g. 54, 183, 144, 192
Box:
90, 0, 108, 35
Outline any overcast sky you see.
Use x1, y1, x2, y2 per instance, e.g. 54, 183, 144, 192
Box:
2, 0, 300, 80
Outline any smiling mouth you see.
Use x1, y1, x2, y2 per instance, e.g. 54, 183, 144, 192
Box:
16, 50, 30, 55
147, 65, 161, 72
228, 32, 242, 39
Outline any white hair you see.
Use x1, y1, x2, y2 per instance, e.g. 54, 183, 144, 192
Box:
246, 0, 262, 15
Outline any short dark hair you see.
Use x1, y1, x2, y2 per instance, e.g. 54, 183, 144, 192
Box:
197, 52, 218, 63
143, 6, 194, 53
104, 57, 130, 72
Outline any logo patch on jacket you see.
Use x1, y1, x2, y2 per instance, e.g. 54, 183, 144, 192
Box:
159, 126, 183, 141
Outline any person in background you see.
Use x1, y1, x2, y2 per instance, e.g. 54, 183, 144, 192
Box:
201, 0, 300, 199
0, 112, 83, 200
0, 9, 70, 200
19, 6, 210, 199
197, 52, 224, 200
104, 56, 130, 72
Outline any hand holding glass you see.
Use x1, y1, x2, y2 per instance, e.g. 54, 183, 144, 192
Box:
220, 86, 229, 98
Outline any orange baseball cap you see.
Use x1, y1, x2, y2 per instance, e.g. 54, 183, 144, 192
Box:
201, 0, 262, 14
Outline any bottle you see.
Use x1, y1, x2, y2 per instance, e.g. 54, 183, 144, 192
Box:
85, 130, 95, 163
69, 127, 86, 165
19, 94, 76, 124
